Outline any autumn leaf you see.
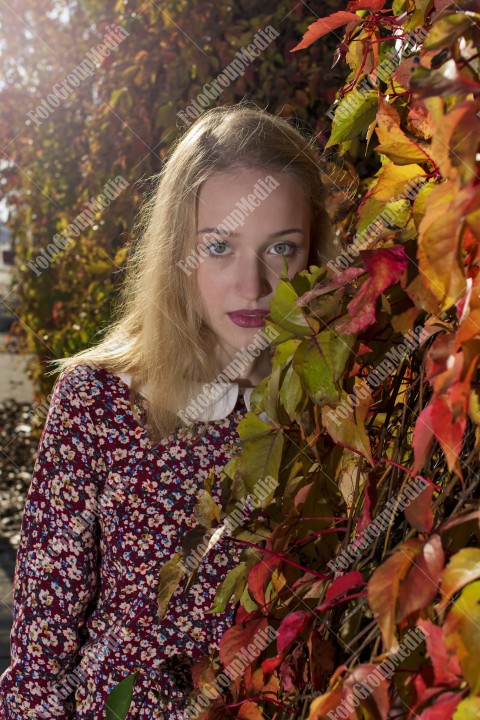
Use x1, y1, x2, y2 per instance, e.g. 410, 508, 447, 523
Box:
327, 89, 378, 147
317, 571, 365, 611
292, 330, 354, 405
344, 664, 390, 719
306, 684, 347, 720
443, 581, 480, 694
335, 246, 409, 334
157, 551, 185, 622
375, 94, 429, 165
237, 701, 265, 719
439, 548, 480, 610
291, 12, 362, 52
219, 616, 269, 670
418, 180, 466, 310
404, 481, 434, 533
396, 535, 445, 621
368, 540, 421, 649
248, 556, 280, 606
346, 0, 386, 9
417, 619, 462, 686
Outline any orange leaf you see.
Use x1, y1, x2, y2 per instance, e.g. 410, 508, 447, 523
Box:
219, 617, 269, 670
417, 619, 462, 686
347, 0, 386, 8
291, 12, 361, 52
404, 481, 434, 533
368, 541, 421, 649
397, 535, 445, 621
375, 94, 428, 164
417, 179, 466, 311
344, 663, 390, 719
237, 701, 265, 719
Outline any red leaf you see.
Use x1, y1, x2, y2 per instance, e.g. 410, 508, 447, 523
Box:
412, 403, 436, 474
368, 540, 421, 649
416, 619, 462, 686
318, 571, 365, 611
248, 556, 280, 606
414, 692, 463, 719
277, 610, 312, 654
336, 247, 409, 334
431, 395, 466, 481
344, 663, 390, 719
291, 11, 362, 52
261, 654, 285, 675
357, 472, 377, 533
219, 617, 268, 670
404, 481, 435, 533
397, 535, 445, 622
346, 0, 386, 8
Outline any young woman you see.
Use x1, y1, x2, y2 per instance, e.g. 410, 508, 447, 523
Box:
0, 103, 337, 719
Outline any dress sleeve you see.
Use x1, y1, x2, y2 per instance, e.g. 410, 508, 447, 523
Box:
0, 366, 102, 719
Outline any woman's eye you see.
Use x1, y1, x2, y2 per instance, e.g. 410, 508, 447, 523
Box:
269, 242, 297, 256
205, 241, 230, 257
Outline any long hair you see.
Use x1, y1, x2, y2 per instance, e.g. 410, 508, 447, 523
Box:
48, 102, 340, 442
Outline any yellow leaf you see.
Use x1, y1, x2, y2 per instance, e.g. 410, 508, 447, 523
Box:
417, 179, 466, 310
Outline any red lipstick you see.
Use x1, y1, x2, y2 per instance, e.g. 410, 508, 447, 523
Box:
227, 309, 269, 328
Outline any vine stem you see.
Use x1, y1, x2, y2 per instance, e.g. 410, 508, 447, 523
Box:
318, 590, 368, 611
292, 527, 349, 547
224, 697, 293, 713
335, 440, 443, 491
223, 537, 329, 580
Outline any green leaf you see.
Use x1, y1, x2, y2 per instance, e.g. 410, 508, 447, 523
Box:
453, 696, 480, 719
292, 331, 354, 405
280, 363, 305, 421
157, 551, 185, 622
424, 13, 473, 51
207, 563, 247, 613
270, 280, 318, 336
440, 548, 480, 608
444, 580, 480, 694
106, 670, 141, 720
237, 413, 284, 494
194, 488, 221, 527
326, 89, 378, 148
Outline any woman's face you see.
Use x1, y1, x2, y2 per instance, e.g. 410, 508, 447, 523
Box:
195, 167, 311, 363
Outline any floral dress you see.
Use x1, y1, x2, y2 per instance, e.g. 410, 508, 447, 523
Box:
0, 364, 248, 719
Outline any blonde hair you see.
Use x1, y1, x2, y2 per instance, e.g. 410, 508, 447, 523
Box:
48, 102, 340, 442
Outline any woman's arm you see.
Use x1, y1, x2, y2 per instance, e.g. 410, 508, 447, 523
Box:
0, 366, 102, 719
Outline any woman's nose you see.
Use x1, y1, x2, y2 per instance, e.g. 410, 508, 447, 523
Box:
235, 252, 272, 300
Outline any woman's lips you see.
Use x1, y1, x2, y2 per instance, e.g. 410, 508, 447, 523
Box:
227, 311, 268, 328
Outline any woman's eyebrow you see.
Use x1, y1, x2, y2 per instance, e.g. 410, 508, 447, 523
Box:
196, 227, 304, 236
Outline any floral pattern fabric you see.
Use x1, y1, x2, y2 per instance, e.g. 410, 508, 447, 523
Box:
0, 365, 247, 719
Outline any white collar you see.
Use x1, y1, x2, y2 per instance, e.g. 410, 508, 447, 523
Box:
113, 371, 267, 422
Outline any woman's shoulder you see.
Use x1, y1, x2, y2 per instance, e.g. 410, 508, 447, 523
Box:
54, 363, 132, 403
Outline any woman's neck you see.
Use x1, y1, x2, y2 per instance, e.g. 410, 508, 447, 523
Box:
215, 345, 272, 387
